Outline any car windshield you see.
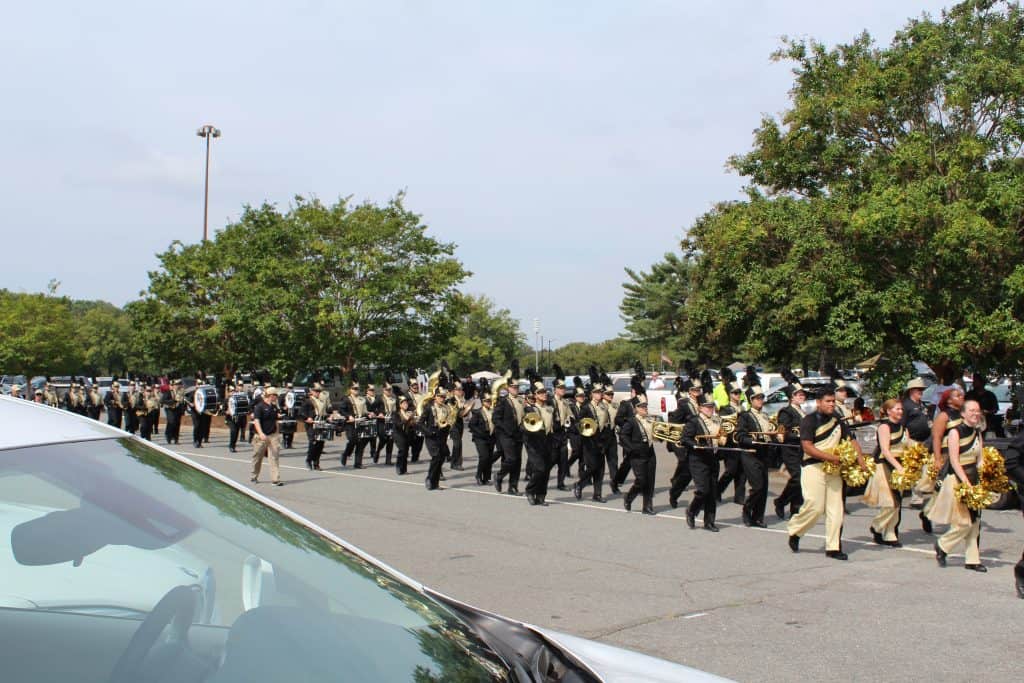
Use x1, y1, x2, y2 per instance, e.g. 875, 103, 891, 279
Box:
0, 438, 507, 682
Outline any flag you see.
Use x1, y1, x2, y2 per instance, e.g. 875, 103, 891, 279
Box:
660, 351, 672, 365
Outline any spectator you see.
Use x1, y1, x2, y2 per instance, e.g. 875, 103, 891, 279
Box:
648, 372, 665, 390
854, 397, 874, 422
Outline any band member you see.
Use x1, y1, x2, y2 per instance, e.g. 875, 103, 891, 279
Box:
124, 382, 141, 434
928, 399, 987, 571
493, 380, 525, 495
303, 383, 329, 470
448, 381, 471, 470
422, 387, 452, 490
572, 385, 607, 502
667, 377, 701, 509
279, 382, 296, 449
43, 380, 60, 408
736, 385, 777, 527
190, 379, 213, 449
567, 384, 587, 478
138, 386, 159, 440
104, 381, 124, 429
251, 386, 283, 486
902, 377, 933, 509
33, 388, 44, 402
393, 395, 415, 475
834, 384, 856, 425
164, 379, 187, 445
682, 393, 721, 531
248, 384, 264, 444
612, 375, 645, 490
340, 381, 370, 469
620, 400, 657, 515
716, 382, 747, 505
86, 382, 103, 420
65, 382, 87, 416
523, 383, 555, 506
406, 381, 425, 463
470, 394, 497, 485
922, 386, 966, 534
601, 388, 619, 494
867, 399, 907, 546
787, 386, 865, 560
375, 384, 398, 465
363, 384, 382, 463
550, 377, 572, 490
773, 378, 807, 519
226, 381, 248, 452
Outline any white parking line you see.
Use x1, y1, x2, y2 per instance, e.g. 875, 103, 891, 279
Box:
177, 448, 1012, 565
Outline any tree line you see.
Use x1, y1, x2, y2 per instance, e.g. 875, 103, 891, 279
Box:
619, 0, 1024, 393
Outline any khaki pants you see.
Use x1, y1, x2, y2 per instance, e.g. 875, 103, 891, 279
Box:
787, 462, 844, 551
938, 514, 981, 565
871, 506, 900, 541
252, 433, 282, 483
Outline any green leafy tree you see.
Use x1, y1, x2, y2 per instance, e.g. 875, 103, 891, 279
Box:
72, 301, 142, 376
619, 252, 695, 353
0, 290, 82, 375
443, 294, 528, 373
130, 194, 469, 379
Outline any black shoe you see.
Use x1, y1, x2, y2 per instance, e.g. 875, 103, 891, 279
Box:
669, 495, 678, 509
509, 487, 520, 495
495, 477, 503, 493
704, 522, 720, 532
527, 494, 538, 506
964, 564, 987, 573
229, 447, 236, 453
572, 483, 582, 501
751, 520, 768, 528
610, 482, 620, 495
775, 500, 786, 520
788, 535, 800, 553
642, 506, 656, 516
452, 466, 464, 471
742, 512, 752, 527
623, 495, 633, 512
314, 464, 321, 471
884, 540, 903, 548
250, 477, 258, 483
475, 475, 484, 485
557, 484, 567, 491
870, 527, 884, 545
825, 550, 848, 561
1015, 563, 1024, 599
353, 465, 365, 470
920, 511, 933, 535
686, 510, 696, 529
733, 497, 746, 505
591, 495, 605, 503
306, 461, 313, 470
934, 541, 947, 567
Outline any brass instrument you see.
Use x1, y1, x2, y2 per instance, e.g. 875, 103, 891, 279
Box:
435, 403, 453, 429
522, 411, 544, 433
651, 421, 683, 446
578, 417, 598, 438
489, 369, 511, 402
720, 414, 737, 435
416, 370, 442, 418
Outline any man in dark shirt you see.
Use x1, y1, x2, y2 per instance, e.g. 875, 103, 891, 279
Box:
251, 386, 283, 486
902, 377, 933, 508
786, 386, 865, 560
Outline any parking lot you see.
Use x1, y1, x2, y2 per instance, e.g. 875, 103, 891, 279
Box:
175, 427, 1023, 682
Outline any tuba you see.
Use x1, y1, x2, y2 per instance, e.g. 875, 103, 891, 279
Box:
522, 411, 544, 433
578, 417, 598, 438
435, 403, 453, 429
652, 420, 683, 446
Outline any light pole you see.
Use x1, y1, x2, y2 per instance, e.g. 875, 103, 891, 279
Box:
196, 124, 221, 242
533, 318, 540, 373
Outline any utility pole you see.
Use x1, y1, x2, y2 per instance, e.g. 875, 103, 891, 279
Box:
533, 318, 540, 373
196, 124, 222, 241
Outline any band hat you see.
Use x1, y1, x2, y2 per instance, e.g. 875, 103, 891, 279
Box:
553, 378, 566, 388
729, 382, 743, 394
366, 384, 376, 391
535, 385, 549, 394
635, 399, 648, 408
574, 387, 586, 397
434, 387, 448, 396
699, 392, 716, 407
906, 377, 927, 391
590, 384, 603, 394
398, 395, 409, 404
746, 385, 765, 399
603, 388, 614, 395
532, 381, 545, 393
34, 389, 43, 395
264, 386, 279, 396
312, 383, 324, 391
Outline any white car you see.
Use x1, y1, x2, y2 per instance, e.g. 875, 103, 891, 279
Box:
0, 396, 727, 683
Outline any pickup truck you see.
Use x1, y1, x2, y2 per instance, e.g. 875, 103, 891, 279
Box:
648, 372, 787, 422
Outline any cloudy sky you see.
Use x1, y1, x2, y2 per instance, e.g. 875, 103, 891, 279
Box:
3, 0, 951, 345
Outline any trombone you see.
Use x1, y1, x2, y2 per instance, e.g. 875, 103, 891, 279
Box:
651, 420, 683, 446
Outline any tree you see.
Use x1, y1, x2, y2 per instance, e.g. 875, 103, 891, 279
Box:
639, 0, 1024, 380
73, 301, 141, 376
130, 194, 470, 379
443, 294, 528, 373
0, 290, 82, 375
619, 252, 695, 352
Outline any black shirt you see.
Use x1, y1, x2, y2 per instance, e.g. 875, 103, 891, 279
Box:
253, 399, 278, 436
799, 411, 851, 458
901, 397, 931, 442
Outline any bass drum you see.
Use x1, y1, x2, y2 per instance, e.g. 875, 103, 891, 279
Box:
285, 387, 308, 413
194, 385, 219, 414
229, 393, 252, 416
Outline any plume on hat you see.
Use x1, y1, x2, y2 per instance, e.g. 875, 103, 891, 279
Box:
700, 369, 715, 391
744, 365, 761, 388
553, 363, 565, 382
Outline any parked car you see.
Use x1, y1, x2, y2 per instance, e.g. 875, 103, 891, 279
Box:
0, 396, 726, 682
0, 375, 27, 395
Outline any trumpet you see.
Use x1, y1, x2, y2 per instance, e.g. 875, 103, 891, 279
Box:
522, 412, 545, 433
720, 414, 737, 435
651, 421, 683, 446
578, 417, 598, 438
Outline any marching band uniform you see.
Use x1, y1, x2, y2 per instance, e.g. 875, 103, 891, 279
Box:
405, 385, 426, 463
550, 381, 572, 490
667, 381, 700, 509
567, 388, 586, 478
279, 383, 296, 449
867, 416, 906, 545
340, 384, 370, 469
736, 386, 775, 527
612, 390, 641, 490
928, 414, 985, 570
716, 383, 747, 505
470, 397, 497, 484
773, 385, 807, 519
124, 384, 140, 434
139, 387, 159, 441
682, 393, 721, 531
421, 389, 452, 490
376, 386, 398, 465
620, 401, 657, 515
786, 391, 858, 559
87, 384, 103, 421
393, 397, 415, 475
104, 382, 124, 429
226, 383, 247, 452
600, 390, 619, 493
448, 383, 469, 470
43, 383, 60, 409
493, 383, 525, 494
164, 380, 186, 445
364, 386, 383, 463
303, 383, 329, 470
572, 387, 607, 502
523, 384, 555, 505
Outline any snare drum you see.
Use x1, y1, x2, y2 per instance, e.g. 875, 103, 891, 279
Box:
194, 385, 219, 414
383, 421, 395, 439
355, 418, 377, 440
312, 420, 335, 442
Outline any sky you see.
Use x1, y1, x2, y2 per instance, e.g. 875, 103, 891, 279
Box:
2, 0, 953, 346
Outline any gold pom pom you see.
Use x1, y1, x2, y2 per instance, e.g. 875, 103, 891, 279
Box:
889, 443, 929, 492
832, 439, 873, 487
980, 447, 1011, 495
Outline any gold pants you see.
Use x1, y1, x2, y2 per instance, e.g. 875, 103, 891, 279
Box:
870, 506, 900, 541
252, 433, 282, 483
787, 462, 844, 551
938, 514, 981, 565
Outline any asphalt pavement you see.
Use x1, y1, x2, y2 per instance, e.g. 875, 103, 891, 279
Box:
170, 427, 1023, 682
